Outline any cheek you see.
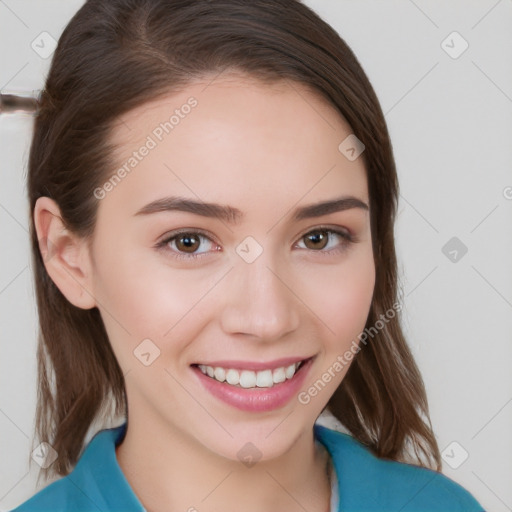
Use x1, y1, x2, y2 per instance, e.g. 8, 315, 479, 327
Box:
304, 250, 375, 349
92, 247, 218, 362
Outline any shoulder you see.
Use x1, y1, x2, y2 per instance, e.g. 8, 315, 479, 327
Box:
9, 476, 98, 512
9, 424, 132, 512
314, 423, 485, 512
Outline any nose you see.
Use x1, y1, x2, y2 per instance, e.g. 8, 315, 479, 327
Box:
219, 250, 301, 342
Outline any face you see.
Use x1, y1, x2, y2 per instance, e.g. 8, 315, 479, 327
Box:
87, 73, 375, 461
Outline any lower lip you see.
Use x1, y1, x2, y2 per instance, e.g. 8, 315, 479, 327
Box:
191, 357, 315, 412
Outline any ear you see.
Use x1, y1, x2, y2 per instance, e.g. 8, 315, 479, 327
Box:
33, 196, 97, 310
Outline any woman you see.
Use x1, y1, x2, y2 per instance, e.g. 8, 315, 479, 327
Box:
12, 0, 484, 510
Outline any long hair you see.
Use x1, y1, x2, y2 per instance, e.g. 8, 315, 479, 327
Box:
28, 0, 441, 482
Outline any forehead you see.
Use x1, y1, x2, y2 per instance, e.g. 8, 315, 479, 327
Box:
104, 73, 368, 216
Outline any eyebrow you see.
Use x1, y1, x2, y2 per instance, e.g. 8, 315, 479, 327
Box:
134, 195, 369, 223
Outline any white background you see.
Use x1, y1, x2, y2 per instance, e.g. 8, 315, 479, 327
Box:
1, 1, 511, 511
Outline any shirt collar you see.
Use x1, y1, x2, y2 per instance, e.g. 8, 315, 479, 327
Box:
73, 421, 145, 511
75, 421, 341, 511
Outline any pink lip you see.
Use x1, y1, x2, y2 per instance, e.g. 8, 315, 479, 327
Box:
191, 356, 315, 412
192, 356, 310, 372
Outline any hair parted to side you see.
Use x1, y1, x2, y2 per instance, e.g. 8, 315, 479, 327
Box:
28, 0, 441, 482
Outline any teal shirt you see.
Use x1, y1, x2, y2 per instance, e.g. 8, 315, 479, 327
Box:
11, 422, 484, 511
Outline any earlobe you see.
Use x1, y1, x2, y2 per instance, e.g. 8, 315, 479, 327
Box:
33, 196, 97, 310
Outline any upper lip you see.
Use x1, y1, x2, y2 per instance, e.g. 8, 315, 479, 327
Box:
192, 355, 314, 372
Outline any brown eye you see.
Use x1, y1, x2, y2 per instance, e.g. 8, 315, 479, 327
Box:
296, 227, 353, 255
174, 233, 201, 253
303, 230, 329, 250
157, 230, 219, 261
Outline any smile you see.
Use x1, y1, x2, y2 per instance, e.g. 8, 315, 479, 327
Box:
191, 356, 315, 412
195, 361, 304, 389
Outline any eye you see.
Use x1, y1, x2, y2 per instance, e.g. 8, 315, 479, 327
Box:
156, 226, 355, 261
295, 226, 354, 254
156, 230, 220, 261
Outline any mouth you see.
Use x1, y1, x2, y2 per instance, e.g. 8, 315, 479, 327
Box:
190, 355, 316, 412
192, 358, 311, 389
190, 356, 314, 390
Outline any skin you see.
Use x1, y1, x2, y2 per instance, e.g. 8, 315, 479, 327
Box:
34, 72, 375, 512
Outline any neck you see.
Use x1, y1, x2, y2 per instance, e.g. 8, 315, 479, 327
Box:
116, 414, 332, 512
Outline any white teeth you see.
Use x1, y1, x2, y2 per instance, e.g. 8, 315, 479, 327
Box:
196, 361, 303, 388
285, 363, 296, 379
226, 368, 240, 385
214, 367, 226, 382
272, 367, 286, 384
239, 370, 257, 388
256, 369, 273, 388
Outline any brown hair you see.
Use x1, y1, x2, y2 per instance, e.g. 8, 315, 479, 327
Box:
28, 0, 441, 482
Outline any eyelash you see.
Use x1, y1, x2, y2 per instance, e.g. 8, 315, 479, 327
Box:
156, 226, 356, 262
